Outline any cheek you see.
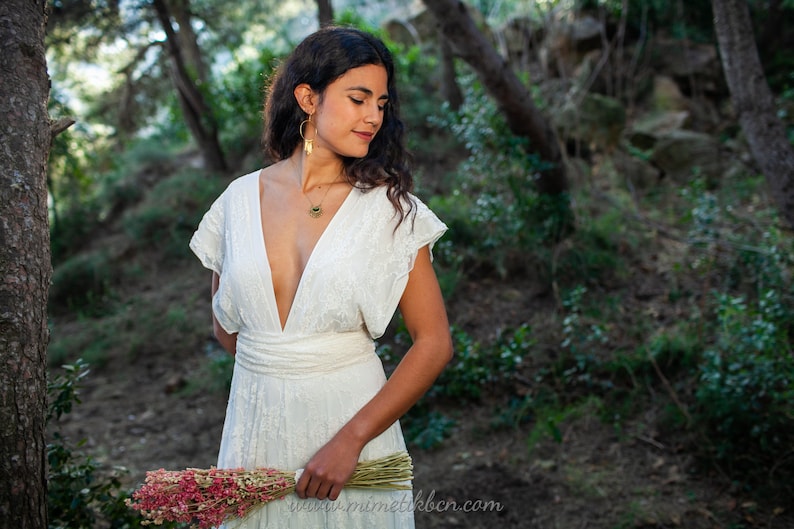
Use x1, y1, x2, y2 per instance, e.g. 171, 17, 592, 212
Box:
317, 106, 346, 134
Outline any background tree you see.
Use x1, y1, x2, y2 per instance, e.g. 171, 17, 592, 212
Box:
317, 0, 334, 26
712, 0, 794, 229
421, 0, 569, 196
152, 0, 228, 171
0, 0, 53, 527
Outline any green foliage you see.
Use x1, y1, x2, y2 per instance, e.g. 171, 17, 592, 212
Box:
48, 89, 105, 263
644, 326, 701, 376
491, 393, 537, 430
560, 286, 608, 353
403, 410, 456, 450
553, 207, 624, 284
48, 292, 206, 370
696, 290, 794, 490
48, 135, 182, 266
431, 325, 532, 401
676, 177, 794, 496
576, 0, 715, 41
48, 359, 91, 422
212, 47, 278, 155
428, 77, 571, 279
555, 286, 610, 389
394, 44, 446, 157
400, 322, 534, 448
49, 251, 114, 315
47, 360, 161, 529
123, 169, 227, 259
526, 396, 605, 450
184, 346, 236, 395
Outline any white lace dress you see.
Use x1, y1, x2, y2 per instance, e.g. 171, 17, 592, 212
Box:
189, 170, 446, 529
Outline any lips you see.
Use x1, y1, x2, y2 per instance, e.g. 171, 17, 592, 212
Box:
353, 131, 374, 141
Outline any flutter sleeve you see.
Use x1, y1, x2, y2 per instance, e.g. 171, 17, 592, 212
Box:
362, 194, 448, 339
189, 188, 241, 334
189, 194, 225, 275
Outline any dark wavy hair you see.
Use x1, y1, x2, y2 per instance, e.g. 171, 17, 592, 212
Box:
262, 26, 414, 223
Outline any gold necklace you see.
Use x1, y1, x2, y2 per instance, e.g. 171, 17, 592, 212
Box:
303, 179, 336, 218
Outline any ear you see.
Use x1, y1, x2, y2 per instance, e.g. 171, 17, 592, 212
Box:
293, 84, 316, 115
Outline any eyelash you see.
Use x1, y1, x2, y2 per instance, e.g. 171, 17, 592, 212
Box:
350, 97, 386, 111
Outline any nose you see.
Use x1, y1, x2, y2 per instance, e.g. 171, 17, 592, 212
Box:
365, 102, 382, 128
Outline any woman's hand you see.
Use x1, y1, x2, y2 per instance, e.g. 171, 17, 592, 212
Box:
295, 433, 363, 501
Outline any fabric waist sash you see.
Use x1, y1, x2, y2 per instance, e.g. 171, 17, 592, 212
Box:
234, 329, 377, 378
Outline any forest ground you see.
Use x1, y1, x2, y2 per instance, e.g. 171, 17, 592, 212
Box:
50, 152, 793, 529
53, 259, 792, 529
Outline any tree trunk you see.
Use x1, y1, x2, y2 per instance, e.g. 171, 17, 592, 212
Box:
152, 0, 227, 172
439, 31, 463, 111
168, 0, 209, 83
712, 0, 794, 229
421, 0, 568, 195
0, 1, 52, 528
317, 0, 334, 27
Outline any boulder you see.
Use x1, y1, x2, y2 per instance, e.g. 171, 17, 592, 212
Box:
650, 37, 724, 97
611, 149, 662, 190
651, 75, 688, 112
553, 92, 626, 151
540, 14, 604, 78
648, 129, 726, 183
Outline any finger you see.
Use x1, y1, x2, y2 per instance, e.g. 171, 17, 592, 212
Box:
295, 470, 309, 499
314, 480, 333, 501
305, 475, 322, 499
327, 483, 342, 501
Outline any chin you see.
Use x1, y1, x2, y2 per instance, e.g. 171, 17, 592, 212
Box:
340, 148, 371, 159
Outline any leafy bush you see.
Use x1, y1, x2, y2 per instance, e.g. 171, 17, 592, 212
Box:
213, 47, 278, 155
428, 76, 572, 278
397, 322, 534, 448
678, 178, 794, 496
123, 169, 227, 259
430, 325, 531, 401
696, 290, 794, 493
403, 410, 456, 450
552, 207, 625, 284
49, 250, 114, 315
47, 360, 169, 529
184, 345, 235, 396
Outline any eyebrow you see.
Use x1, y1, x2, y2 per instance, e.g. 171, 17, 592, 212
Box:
346, 86, 389, 100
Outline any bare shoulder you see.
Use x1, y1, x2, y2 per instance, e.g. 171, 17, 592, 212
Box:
258, 160, 290, 185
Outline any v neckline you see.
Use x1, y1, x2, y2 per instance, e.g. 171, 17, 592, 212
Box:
253, 171, 356, 334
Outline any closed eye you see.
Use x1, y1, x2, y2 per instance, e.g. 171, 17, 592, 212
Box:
350, 96, 387, 112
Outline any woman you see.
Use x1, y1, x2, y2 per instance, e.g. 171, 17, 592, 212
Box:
190, 26, 453, 528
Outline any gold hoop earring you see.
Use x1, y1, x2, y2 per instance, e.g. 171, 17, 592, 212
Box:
299, 113, 315, 155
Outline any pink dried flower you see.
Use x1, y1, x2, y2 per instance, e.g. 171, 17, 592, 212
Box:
126, 452, 413, 528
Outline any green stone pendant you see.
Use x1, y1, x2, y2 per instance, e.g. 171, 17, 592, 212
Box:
308, 205, 323, 218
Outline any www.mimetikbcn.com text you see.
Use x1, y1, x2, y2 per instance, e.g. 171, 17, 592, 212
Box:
287, 489, 504, 514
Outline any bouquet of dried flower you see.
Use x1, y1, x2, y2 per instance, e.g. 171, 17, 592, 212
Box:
126, 451, 413, 528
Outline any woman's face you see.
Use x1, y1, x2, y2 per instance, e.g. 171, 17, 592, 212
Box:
312, 64, 389, 159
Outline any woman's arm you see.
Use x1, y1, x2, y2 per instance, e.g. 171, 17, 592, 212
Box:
211, 272, 238, 355
296, 245, 453, 500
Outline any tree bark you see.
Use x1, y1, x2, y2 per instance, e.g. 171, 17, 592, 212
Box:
152, 0, 227, 172
317, 0, 334, 27
0, 1, 52, 527
712, 0, 794, 229
439, 31, 463, 111
168, 0, 209, 83
421, 0, 568, 195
